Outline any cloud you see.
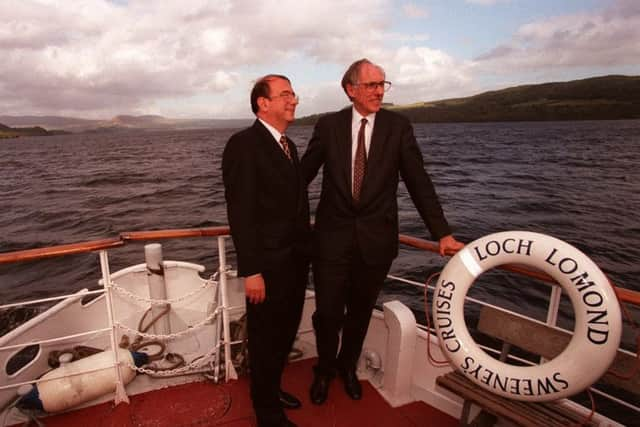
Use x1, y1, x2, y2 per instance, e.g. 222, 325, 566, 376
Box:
296, 81, 348, 117
386, 32, 430, 42
4, 0, 631, 119
381, 46, 475, 103
402, 3, 429, 18
0, 0, 395, 118
465, 0, 510, 5
282, 44, 477, 116
474, 0, 640, 71
474, 44, 516, 61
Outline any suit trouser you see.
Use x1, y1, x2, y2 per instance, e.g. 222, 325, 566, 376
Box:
312, 248, 391, 375
246, 255, 308, 426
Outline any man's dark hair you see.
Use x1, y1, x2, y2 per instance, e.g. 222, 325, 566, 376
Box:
341, 59, 385, 100
250, 74, 290, 114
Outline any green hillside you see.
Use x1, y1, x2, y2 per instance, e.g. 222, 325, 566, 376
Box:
0, 123, 67, 139
296, 75, 640, 125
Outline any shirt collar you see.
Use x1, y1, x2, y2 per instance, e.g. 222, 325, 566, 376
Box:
351, 106, 376, 128
258, 118, 283, 142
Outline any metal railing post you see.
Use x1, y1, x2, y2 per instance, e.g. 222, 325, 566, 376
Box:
546, 285, 562, 326
99, 250, 130, 405
217, 236, 236, 380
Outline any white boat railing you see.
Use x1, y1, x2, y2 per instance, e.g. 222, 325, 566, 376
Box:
0, 229, 237, 407
98, 249, 128, 405
1, 228, 638, 421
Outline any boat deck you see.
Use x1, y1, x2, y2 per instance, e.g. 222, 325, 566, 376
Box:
25, 358, 458, 426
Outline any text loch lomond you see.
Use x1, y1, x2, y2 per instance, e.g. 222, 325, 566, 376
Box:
433, 231, 622, 402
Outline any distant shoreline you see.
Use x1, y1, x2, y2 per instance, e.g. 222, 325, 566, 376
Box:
0, 125, 68, 139
3, 74, 639, 134
4, 116, 640, 139
296, 74, 640, 126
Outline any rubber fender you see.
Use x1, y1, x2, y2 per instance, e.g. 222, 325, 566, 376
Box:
18, 349, 148, 413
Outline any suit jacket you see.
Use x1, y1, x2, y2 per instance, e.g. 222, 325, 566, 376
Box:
222, 120, 310, 277
301, 108, 451, 264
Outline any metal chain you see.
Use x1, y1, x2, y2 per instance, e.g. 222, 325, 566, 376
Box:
126, 343, 220, 376
108, 276, 218, 306
115, 271, 227, 377
116, 308, 220, 341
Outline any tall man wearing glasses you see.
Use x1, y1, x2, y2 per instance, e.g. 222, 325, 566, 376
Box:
301, 59, 464, 404
223, 75, 309, 427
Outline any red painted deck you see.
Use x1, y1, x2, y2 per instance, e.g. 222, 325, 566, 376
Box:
22, 358, 458, 426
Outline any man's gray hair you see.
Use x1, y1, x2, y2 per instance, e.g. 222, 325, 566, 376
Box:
341, 58, 385, 100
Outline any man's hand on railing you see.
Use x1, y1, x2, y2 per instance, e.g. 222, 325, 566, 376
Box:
438, 235, 465, 256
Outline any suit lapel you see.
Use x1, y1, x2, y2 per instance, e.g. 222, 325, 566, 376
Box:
288, 140, 306, 215
253, 120, 295, 182
337, 108, 353, 198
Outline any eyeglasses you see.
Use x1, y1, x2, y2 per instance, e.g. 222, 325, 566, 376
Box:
269, 91, 299, 102
355, 81, 392, 92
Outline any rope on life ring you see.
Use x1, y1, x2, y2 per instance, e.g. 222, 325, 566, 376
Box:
433, 231, 622, 402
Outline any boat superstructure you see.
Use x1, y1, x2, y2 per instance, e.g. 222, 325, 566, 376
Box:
1, 227, 639, 426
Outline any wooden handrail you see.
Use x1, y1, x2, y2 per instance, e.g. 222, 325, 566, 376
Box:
0, 238, 124, 264
0, 227, 231, 265
398, 234, 441, 254
399, 233, 553, 281
0, 228, 636, 307
398, 234, 640, 307
615, 287, 640, 307
121, 226, 231, 241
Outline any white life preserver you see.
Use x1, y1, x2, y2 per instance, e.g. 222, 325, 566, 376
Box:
433, 231, 622, 402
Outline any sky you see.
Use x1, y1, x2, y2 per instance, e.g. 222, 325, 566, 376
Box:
1, 0, 639, 119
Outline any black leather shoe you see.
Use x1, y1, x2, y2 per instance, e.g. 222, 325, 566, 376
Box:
340, 370, 362, 400
310, 373, 331, 405
279, 390, 301, 409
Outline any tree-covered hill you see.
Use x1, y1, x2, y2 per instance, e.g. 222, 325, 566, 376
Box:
296, 75, 640, 125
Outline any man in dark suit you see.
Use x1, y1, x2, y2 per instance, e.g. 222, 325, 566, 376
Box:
222, 75, 310, 427
301, 59, 464, 405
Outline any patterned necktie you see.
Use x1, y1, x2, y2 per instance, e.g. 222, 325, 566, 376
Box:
352, 118, 368, 202
280, 134, 292, 161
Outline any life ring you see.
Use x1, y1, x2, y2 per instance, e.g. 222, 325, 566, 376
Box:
433, 231, 622, 402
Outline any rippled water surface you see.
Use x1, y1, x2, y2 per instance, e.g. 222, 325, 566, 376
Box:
1, 120, 639, 316
1, 120, 639, 423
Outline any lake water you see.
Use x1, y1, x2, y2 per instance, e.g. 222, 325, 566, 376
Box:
1, 119, 639, 423
1, 119, 638, 305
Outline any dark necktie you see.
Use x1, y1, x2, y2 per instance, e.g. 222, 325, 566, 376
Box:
280, 134, 292, 161
353, 118, 368, 202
